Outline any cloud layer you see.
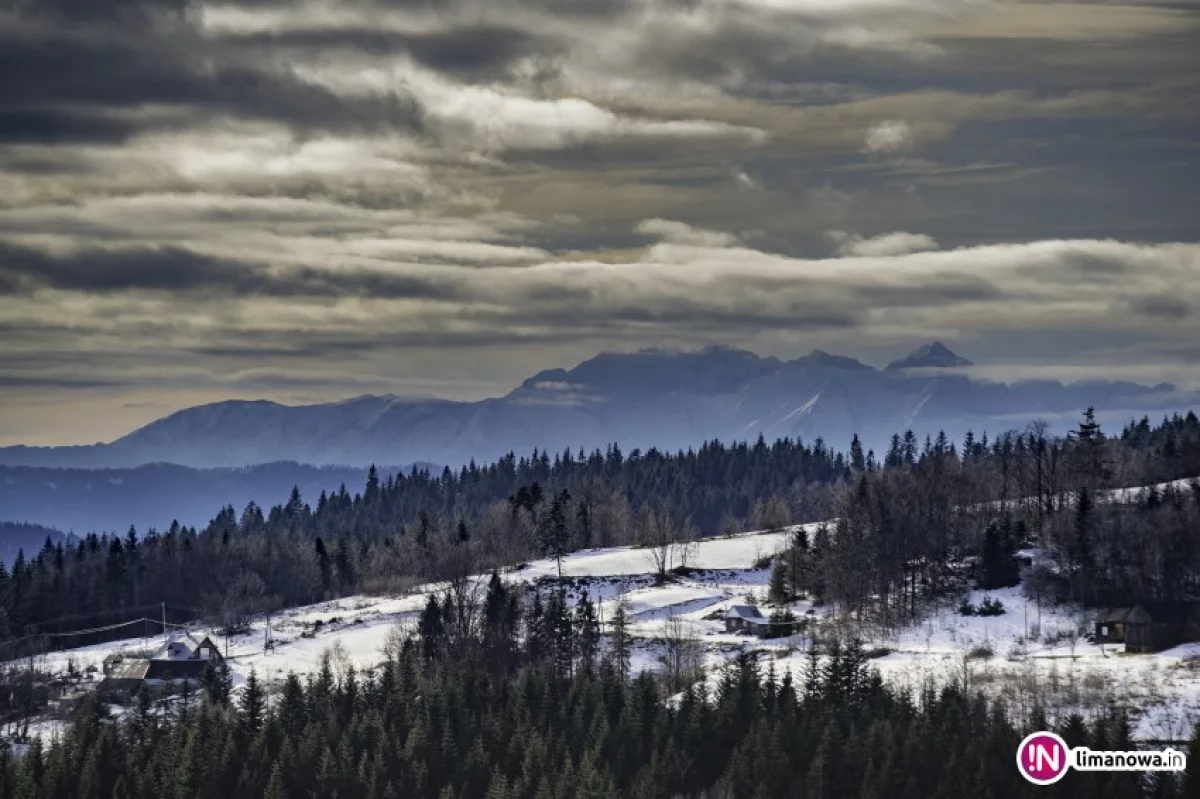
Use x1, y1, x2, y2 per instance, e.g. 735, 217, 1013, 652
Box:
0, 0, 1198, 444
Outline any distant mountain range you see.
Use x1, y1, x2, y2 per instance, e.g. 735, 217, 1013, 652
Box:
1, 343, 1195, 472
0, 521, 70, 566
0, 462, 429, 537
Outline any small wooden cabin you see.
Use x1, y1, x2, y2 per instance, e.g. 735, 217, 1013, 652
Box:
725, 605, 769, 636
1094, 608, 1131, 643
1124, 601, 1200, 653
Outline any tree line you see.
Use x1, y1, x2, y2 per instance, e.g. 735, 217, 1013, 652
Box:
763, 410, 1200, 626
1, 410, 1199, 645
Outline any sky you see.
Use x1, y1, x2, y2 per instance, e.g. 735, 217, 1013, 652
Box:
0, 0, 1197, 446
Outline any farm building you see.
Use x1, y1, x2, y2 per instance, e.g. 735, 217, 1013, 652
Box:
98, 634, 225, 697
1124, 601, 1200, 653
725, 605, 769, 635
1094, 607, 1132, 643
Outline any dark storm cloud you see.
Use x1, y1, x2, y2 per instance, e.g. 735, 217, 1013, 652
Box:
0, 242, 457, 300
0, 12, 424, 146
0, 374, 128, 389
231, 24, 558, 79
0, 241, 263, 294
602, 303, 860, 329
853, 273, 1005, 305
1126, 294, 1192, 320
377, 0, 636, 19
11, 0, 192, 26
0, 108, 138, 145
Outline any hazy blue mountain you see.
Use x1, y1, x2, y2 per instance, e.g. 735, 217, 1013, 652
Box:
0, 461, 433, 536
0, 343, 1194, 472
885, 341, 975, 371
0, 521, 70, 566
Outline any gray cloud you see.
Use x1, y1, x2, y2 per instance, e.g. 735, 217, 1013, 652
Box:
1125, 293, 1192, 320
231, 25, 560, 80
0, 241, 466, 300
0, 0, 1197, 443
0, 11, 425, 146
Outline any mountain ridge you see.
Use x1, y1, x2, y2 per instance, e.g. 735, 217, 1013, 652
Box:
1, 343, 1193, 469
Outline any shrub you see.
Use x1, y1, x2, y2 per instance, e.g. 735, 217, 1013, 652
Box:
978, 597, 1006, 617
959, 600, 977, 616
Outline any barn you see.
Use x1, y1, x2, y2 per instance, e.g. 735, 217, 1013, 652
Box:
1094, 607, 1132, 643
1124, 601, 1200, 653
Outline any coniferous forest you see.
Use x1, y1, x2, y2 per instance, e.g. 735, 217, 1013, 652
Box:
4, 572, 1199, 799
1, 411, 1199, 645
0, 410, 1199, 796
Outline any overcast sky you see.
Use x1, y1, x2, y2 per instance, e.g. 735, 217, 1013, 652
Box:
1, 0, 1197, 445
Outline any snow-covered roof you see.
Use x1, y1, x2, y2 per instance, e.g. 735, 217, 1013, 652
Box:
727, 605, 765, 621
151, 634, 203, 662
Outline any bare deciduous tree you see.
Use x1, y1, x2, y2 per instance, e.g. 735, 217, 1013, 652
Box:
659, 613, 704, 694
762, 494, 792, 532
641, 502, 686, 579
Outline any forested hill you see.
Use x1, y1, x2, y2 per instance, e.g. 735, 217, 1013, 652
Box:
0, 461, 433, 536
1, 410, 1197, 643
0, 523, 67, 568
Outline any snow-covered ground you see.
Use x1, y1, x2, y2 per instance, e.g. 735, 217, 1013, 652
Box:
8, 502, 1200, 744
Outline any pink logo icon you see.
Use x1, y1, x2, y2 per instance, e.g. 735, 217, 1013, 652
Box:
1017, 732, 1070, 785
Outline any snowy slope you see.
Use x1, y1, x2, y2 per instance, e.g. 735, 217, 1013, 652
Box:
10, 488, 1200, 744
13, 525, 807, 695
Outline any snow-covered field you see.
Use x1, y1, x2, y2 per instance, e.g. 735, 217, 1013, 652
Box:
9, 498, 1200, 744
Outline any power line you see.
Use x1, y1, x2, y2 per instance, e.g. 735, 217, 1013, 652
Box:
0, 605, 207, 658
40, 617, 189, 639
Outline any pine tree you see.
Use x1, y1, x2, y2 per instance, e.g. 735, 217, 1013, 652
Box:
264, 762, 287, 799
768, 559, 790, 605
575, 589, 600, 675
202, 660, 233, 705
850, 434, 866, 473
545, 588, 574, 679
537, 490, 572, 580
419, 594, 445, 662
483, 571, 519, 676
610, 601, 632, 681
240, 669, 265, 734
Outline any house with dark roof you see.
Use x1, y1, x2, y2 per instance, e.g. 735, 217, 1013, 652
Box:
144, 634, 224, 680
725, 605, 769, 635
100, 659, 151, 697
1124, 601, 1200, 653
1094, 607, 1132, 643
98, 634, 225, 698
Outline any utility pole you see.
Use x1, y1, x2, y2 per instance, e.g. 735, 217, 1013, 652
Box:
161, 601, 167, 636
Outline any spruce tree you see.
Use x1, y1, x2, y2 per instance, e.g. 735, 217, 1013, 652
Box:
419, 595, 445, 662
537, 490, 572, 580
768, 559, 790, 605
609, 601, 632, 682
575, 589, 600, 675
240, 669, 265, 734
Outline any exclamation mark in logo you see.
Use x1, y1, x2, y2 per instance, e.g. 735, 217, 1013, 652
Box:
1017, 732, 1070, 785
